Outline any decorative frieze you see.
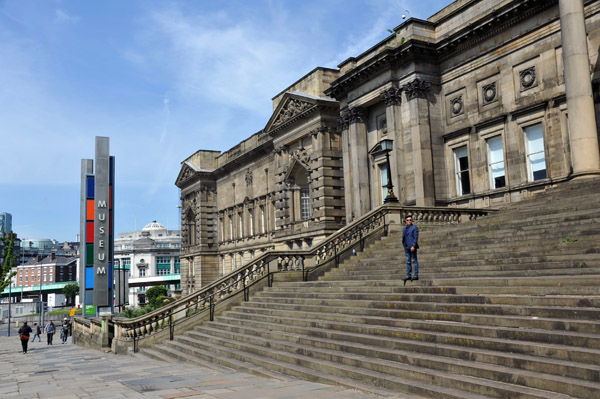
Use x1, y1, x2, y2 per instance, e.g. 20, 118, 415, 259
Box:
403, 78, 431, 100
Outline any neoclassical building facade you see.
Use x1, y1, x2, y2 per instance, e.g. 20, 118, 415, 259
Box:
177, 0, 600, 295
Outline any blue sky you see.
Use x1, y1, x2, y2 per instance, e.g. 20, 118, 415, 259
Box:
0, 0, 451, 242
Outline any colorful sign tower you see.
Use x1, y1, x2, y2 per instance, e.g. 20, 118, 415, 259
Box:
80, 137, 115, 315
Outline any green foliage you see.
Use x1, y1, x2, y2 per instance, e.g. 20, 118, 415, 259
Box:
562, 235, 578, 244
0, 229, 18, 292
146, 286, 168, 307
62, 283, 79, 305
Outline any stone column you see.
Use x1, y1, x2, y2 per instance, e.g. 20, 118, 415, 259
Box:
403, 78, 436, 206
348, 107, 370, 218
339, 111, 354, 223
381, 87, 405, 203
559, 0, 600, 175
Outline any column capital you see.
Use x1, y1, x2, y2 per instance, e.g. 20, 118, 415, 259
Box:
403, 78, 431, 100
380, 87, 403, 106
348, 107, 368, 124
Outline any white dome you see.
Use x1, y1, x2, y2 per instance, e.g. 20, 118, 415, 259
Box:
142, 221, 166, 231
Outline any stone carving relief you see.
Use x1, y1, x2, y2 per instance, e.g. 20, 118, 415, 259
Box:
450, 95, 463, 117
273, 99, 312, 127
482, 82, 497, 104
403, 78, 431, 100
337, 109, 351, 131
245, 168, 253, 187
290, 147, 312, 172
519, 66, 537, 91
348, 107, 367, 124
380, 87, 402, 106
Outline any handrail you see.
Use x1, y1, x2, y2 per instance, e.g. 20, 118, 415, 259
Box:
105, 203, 494, 352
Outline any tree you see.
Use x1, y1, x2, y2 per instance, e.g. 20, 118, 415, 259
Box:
0, 230, 18, 293
146, 285, 168, 308
62, 283, 79, 306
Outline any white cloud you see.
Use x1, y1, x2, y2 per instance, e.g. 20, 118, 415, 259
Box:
55, 9, 80, 24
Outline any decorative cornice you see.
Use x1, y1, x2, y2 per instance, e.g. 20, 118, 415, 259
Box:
443, 127, 472, 142
380, 87, 403, 106
475, 114, 507, 131
403, 78, 431, 101
510, 100, 548, 119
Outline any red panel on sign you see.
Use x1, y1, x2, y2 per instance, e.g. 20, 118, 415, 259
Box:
86, 222, 94, 243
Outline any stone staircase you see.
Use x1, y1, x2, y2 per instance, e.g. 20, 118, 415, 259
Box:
140, 178, 600, 398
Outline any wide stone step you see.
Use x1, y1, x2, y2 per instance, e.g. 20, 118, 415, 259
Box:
187, 327, 576, 399
246, 295, 600, 322
257, 290, 600, 307
174, 331, 469, 399
231, 303, 600, 336
203, 309, 600, 365
199, 319, 600, 398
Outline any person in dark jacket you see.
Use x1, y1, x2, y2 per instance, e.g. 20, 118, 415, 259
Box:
401, 215, 419, 285
45, 320, 56, 345
31, 323, 42, 342
18, 321, 33, 354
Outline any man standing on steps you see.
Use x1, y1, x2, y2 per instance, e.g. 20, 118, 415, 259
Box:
402, 215, 419, 285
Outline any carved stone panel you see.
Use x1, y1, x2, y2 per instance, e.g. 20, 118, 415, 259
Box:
403, 78, 431, 101
519, 66, 537, 91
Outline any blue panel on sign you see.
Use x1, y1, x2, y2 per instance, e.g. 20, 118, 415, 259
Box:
87, 176, 95, 198
86, 267, 94, 289
108, 264, 112, 291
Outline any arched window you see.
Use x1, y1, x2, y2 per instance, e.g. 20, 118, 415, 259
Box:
287, 163, 311, 221
185, 209, 196, 246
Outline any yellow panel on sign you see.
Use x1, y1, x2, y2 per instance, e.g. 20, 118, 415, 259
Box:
69, 308, 76, 317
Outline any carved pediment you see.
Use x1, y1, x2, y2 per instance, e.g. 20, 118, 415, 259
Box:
265, 93, 318, 133
175, 162, 201, 187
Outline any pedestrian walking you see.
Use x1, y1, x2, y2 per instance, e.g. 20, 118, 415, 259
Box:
18, 321, 33, 354
402, 215, 420, 285
61, 318, 70, 344
45, 320, 56, 345
31, 323, 42, 342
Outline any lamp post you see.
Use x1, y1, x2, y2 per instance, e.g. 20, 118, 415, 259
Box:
8, 281, 12, 336
39, 261, 43, 327
380, 139, 399, 203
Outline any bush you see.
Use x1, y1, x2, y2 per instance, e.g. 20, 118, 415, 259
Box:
146, 286, 168, 307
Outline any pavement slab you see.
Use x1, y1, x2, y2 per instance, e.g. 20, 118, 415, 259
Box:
0, 334, 392, 398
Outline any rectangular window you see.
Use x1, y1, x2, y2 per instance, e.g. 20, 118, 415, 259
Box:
454, 146, 471, 195
525, 123, 547, 181
229, 215, 233, 240
156, 256, 171, 264
300, 189, 311, 220
487, 136, 506, 189
220, 217, 224, 242
249, 209, 254, 236
139, 268, 146, 277
379, 163, 389, 203
238, 212, 243, 238
260, 205, 265, 234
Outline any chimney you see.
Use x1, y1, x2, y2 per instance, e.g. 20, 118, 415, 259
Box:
50, 253, 56, 261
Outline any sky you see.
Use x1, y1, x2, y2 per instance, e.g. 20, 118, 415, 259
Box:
0, 0, 451, 242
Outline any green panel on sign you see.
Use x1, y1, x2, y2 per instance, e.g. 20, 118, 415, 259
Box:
84, 304, 96, 316
156, 263, 171, 269
86, 244, 94, 265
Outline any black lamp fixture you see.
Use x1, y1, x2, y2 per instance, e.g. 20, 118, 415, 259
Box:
380, 139, 399, 203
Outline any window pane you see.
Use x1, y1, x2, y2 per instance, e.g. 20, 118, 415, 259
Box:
525, 124, 544, 153
379, 163, 388, 203
300, 189, 310, 220
529, 152, 546, 172
488, 136, 503, 164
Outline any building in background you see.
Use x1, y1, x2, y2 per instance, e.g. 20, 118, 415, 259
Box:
0, 212, 12, 233
114, 221, 181, 307
13, 254, 78, 304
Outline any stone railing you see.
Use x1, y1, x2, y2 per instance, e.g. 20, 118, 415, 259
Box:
99, 204, 494, 354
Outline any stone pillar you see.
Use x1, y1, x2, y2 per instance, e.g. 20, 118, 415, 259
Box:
403, 78, 436, 206
348, 107, 370, 218
381, 87, 405, 203
559, 0, 600, 175
339, 111, 354, 223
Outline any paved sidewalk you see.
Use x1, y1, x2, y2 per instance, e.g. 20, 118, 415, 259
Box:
0, 335, 388, 399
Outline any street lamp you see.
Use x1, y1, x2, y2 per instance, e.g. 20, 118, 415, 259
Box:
8, 280, 13, 336
380, 139, 399, 203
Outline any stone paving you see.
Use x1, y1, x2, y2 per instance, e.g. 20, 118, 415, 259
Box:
0, 335, 389, 399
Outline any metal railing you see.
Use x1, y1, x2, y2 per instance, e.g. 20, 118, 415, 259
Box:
103, 204, 493, 352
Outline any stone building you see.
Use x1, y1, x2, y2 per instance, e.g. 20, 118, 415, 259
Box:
176, 0, 600, 294
114, 221, 181, 307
